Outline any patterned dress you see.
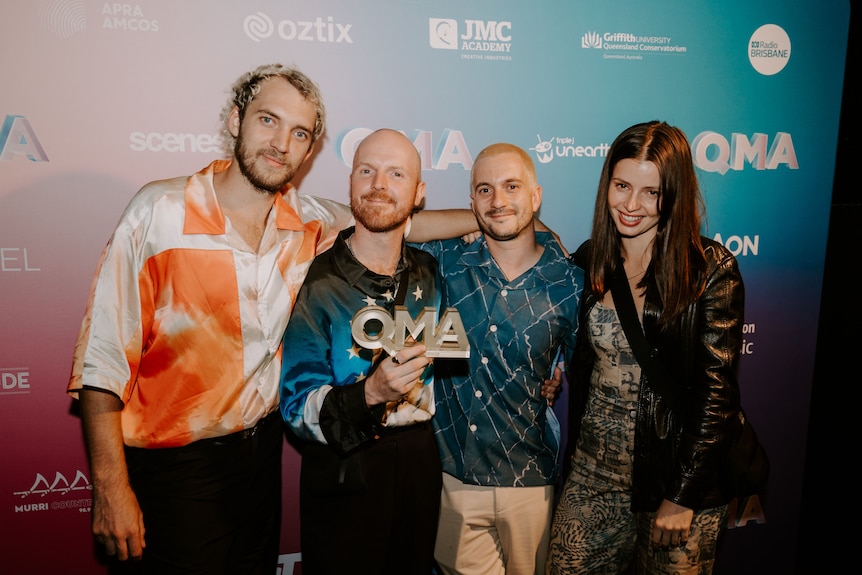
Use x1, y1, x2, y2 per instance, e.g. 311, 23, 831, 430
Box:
550, 302, 641, 573
548, 303, 726, 575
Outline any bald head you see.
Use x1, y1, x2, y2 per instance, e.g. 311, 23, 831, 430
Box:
353, 129, 422, 182
350, 129, 425, 233
471, 142, 537, 191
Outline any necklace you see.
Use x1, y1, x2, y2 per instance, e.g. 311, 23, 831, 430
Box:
627, 269, 646, 280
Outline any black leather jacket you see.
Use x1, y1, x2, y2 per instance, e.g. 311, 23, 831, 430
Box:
567, 237, 745, 512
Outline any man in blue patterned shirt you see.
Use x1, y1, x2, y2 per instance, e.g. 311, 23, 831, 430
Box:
415, 143, 585, 575
279, 129, 444, 575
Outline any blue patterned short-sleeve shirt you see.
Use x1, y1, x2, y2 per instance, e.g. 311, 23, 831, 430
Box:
415, 232, 584, 487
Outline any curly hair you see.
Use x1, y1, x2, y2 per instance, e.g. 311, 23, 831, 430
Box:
219, 63, 326, 157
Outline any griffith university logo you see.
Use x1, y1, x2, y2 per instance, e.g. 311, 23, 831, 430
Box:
581, 31, 602, 49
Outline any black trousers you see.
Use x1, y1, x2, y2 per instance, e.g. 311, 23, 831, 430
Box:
120, 412, 283, 575
299, 421, 443, 575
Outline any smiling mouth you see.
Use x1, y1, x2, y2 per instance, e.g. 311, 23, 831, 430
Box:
262, 153, 286, 166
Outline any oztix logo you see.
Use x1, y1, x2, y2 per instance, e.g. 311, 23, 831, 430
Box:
244, 13, 353, 43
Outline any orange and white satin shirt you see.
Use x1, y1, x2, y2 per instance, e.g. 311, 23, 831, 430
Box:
68, 160, 352, 448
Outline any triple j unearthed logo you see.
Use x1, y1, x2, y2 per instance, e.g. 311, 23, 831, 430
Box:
531, 135, 554, 164
530, 134, 610, 165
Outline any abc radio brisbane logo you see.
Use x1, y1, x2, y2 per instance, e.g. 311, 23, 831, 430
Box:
748, 24, 791, 75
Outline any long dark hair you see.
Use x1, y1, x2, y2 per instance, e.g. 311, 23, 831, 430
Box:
588, 120, 707, 328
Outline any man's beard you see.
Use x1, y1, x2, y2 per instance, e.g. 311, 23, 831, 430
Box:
352, 192, 414, 233
234, 135, 297, 194
476, 209, 526, 241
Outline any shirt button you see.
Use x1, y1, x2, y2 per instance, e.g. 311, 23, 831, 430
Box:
474, 390, 482, 398
469, 424, 478, 432
489, 325, 497, 332
501, 289, 508, 297
630, 410, 637, 418
481, 357, 489, 365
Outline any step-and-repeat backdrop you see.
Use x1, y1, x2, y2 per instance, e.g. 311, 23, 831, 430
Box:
0, 1, 849, 573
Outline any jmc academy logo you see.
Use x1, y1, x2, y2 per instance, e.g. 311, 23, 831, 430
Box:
429, 18, 512, 60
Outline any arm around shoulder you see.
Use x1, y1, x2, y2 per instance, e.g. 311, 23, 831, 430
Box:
408, 209, 478, 242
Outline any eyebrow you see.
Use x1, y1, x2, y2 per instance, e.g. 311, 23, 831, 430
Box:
474, 177, 523, 188
254, 107, 312, 133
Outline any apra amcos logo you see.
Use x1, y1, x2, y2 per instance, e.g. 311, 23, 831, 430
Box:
40, 0, 87, 38
101, 3, 159, 32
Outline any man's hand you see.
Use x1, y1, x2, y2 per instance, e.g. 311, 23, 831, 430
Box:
542, 365, 564, 407
364, 343, 431, 406
91, 479, 146, 560
79, 390, 146, 561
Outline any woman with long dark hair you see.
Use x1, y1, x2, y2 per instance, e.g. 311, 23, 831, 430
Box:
548, 121, 745, 574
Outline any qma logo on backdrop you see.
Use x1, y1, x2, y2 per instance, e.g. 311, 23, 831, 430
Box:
12, 470, 92, 514
243, 13, 353, 43
0, 115, 800, 176
429, 17, 513, 60
336, 128, 472, 171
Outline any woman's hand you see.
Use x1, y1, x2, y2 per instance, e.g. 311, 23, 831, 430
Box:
651, 499, 694, 550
